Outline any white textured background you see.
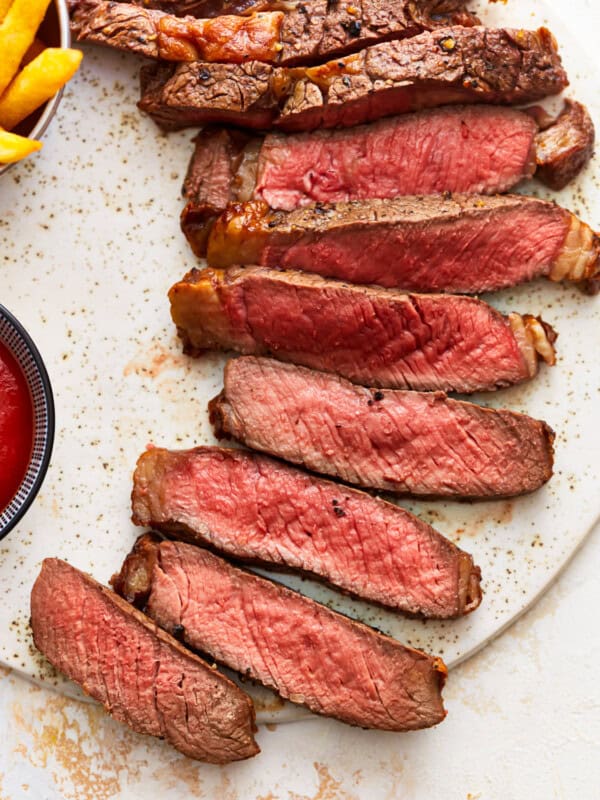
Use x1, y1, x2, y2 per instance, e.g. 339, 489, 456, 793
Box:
1, 0, 599, 797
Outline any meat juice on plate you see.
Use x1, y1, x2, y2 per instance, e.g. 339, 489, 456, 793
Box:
0, 340, 33, 512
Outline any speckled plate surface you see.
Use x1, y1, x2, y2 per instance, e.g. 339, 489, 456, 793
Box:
0, 0, 598, 726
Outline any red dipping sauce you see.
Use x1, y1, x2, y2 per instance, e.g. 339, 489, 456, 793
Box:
0, 340, 34, 512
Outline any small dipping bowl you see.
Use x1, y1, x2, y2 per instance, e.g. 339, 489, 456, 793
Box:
0, 0, 71, 178
0, 305, 55, 541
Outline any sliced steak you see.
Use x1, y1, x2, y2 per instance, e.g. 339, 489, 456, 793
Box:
138, 26, 568, 131
254, 105, 539, 209
128, 0, 476, 23
127, 0, 270, 17
70, 0, 285, 65
30, 558, 259, 763
533, 100, 596, 190
71, 0, 479, 66
205, 195, 600, 293
179, 103, 592, 249
113, 536, 448, 731
180, 128, 258, 254
209, 358, 555, 498
131, 446, 482, 617
169, 266, 557, 393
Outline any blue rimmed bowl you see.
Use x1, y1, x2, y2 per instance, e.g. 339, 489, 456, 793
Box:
0, 305, 55, 540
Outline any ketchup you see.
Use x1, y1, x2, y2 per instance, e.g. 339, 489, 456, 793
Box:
0, 340, 34, 512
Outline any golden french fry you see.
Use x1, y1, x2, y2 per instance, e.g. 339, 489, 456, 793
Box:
0, 49, 83, 130
0, 128, 42, 163
0, 0, 52, 96
22, 36, 46, 67
0, 0, 13, 25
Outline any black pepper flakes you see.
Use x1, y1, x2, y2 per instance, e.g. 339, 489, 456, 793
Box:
348, 20, 361, 37
342, 75, 351, 88
172, 624, 185, 639
374, 390, 384, 401
200, 69, 211, 81
333, 506, 346, 518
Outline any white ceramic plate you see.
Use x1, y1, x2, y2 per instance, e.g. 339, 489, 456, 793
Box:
0, 0, 598, 726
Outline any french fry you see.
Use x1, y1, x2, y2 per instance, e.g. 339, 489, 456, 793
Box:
0, 0, 52, 96
0, 49, 83, 130
22, 36, 46, 67
0, 0, 13, 25
0, 128, 42, 163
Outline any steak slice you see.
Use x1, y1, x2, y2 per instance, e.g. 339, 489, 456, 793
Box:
70, 0, 285, 65
179, 103, 593, 249
30, 558, 259, 763
209, 357, 555, 498
533, 99, 596, 190
205, 195, 600, 294
138, 26, 568, 131
131, 446, 482, 618
113, 536, 448, 731
128, 0, 476, 22
127, 0, 270, 17
169, 266, 557, 393
71, 0, 479, 67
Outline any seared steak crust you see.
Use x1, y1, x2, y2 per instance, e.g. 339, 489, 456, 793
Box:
128, 0, 270, 17
129, 0, 476, 22
205, 195, 600, 293
169, 266, 557, 393
131, 446, 482, 617
30, 559, 259, 763
534, 100, 596, 190
70, 0, 478, 66
209, 358, 555, 499
114, 536, 448, 731
138, 26, 568, 131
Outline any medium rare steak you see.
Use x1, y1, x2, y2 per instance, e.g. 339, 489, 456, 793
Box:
131, 446, 482, 617
209, 358, 555, 499
30, 558, 259, 763
113, 536, 448, 731
71, 0, 479, 67
179, 103, 593, 250
205, 195, 600, 293
169, 267, 557, 394
138, 26, 568, 131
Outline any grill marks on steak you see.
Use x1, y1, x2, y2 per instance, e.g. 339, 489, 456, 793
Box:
70, 0, 479, 67
131, 446, 482, 617
30, 559, 259, 763
169, 267, 556, 393
209, 358, 555, 499
114, 536, 448, 731
138, 26, 568, 131
205, 196, 600, 293
129, 0, 477, 22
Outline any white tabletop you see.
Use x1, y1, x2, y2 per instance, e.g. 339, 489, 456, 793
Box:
1, 1, 599, 797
